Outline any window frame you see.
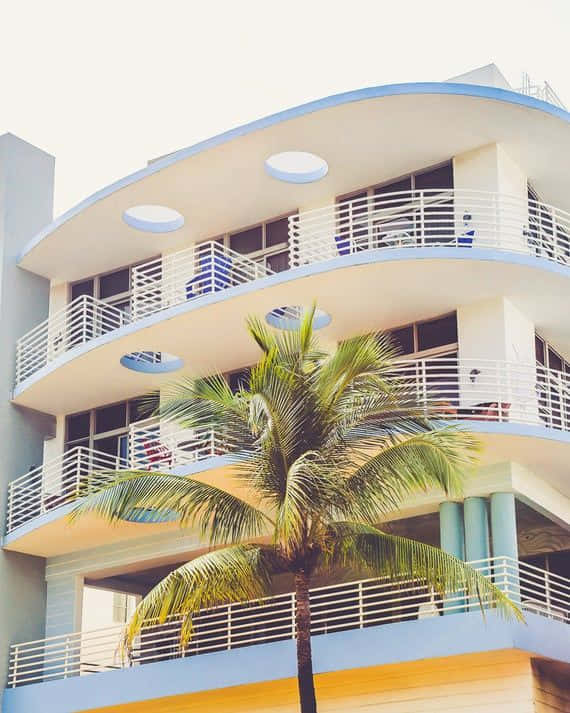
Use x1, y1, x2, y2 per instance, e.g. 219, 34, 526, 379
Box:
387, 312, 459, 360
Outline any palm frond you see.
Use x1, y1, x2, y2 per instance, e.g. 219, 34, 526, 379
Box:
125, 544, 280, 649
322, 521, 522, 621
69, 470, 271, 544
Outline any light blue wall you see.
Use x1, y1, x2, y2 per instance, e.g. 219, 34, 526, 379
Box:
3, 612, 569, 713
0, 134, 54, 697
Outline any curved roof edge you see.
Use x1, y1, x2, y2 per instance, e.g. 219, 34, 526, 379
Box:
19, 82, 570, 263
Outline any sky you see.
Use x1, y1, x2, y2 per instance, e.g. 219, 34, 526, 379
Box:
1, 0, 568, 217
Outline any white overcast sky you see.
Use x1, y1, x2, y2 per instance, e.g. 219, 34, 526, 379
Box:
1, 0, 568, 216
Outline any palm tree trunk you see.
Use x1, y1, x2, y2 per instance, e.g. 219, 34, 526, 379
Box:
294, 571, 317, 713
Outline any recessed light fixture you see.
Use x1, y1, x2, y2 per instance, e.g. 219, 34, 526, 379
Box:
123, 205, 184, 233
265, 306, 331, 331
264, 151, 328, 184
120, 351, 184, 374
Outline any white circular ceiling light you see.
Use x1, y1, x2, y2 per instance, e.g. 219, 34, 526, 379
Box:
264, 151, 328, 184
123, 205, 184, 233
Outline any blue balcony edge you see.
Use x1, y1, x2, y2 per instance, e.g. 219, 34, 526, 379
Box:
13, 246, 570, 400
18, 81, 570, 264
3, 612, 569, 713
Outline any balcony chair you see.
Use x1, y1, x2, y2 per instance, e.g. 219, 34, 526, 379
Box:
142, 439, 173, 469
185, 252, 233, 299
464, 402, 511, 422
457, 213, 475, 247
334, 234, 352, 256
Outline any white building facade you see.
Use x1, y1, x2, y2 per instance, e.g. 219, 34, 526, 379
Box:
1, 66, 569, 712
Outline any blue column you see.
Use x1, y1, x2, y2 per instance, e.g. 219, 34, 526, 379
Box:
490, 492, 519, 601
464, 497, 490, 610
439, 502, 465, 614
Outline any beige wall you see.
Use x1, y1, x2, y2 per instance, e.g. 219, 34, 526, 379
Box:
88, 650, 536, 712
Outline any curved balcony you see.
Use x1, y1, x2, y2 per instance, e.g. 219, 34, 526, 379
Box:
288, 189, 570, 267
15, 243, 272, 387
6, 358, 570, 546
7, 557, 569, 688
14, 190, 570, 394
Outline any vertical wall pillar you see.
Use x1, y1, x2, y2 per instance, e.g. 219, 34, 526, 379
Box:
439, 502, 465, 614
490, 492, 519, 600
464, 497, 490, 609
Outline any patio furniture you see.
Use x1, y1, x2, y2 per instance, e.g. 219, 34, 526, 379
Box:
334, 234, 351, 256
458, 213, 475, 247
186, 253, 233, 299
142, 439, 172, 468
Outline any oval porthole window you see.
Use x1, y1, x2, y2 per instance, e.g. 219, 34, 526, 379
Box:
264, 152, 328, 184
123, 205, 184, 233
265, 306, 331, 331
120, 351, 184, 374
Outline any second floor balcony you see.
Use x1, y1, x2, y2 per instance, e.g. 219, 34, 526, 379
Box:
6, 357, 570, 540
14, 190, 570, 390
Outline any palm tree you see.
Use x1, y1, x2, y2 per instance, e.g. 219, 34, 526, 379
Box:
72, 307, 520, 713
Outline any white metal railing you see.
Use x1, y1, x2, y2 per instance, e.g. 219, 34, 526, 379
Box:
393, 356, 570, 432
517, 73, 566, 110
130, 241, 273, 321
15, 295, 130, 385
15, 242, 272, 387
7, 557, 568, 687
6, 447, 127, 533
288, 189, 570, 268
7, 358, 569, 533
128, 417, 237, 470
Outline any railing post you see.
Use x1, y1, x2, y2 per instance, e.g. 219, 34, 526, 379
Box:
11, 646, 18, 688
227, 604, 232, 650
290, 592, 296, 639
419, 190, 425, 246
63, 634, 71, 679
358, 581, 364, 629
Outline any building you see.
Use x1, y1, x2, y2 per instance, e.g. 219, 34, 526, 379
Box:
1, 64, 569, 712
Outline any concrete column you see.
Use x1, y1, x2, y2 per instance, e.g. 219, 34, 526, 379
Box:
490, 492, 519, 600
464, 497, 490, 609
439, 502, 465, 614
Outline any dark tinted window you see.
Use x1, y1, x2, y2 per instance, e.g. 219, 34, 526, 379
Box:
230, 226, 263, 254
266, 251, 290, 273
94, 435, 120, 457
374, 177, 412, 197
266, 218, 289, 247
228, 369, 249, 393
414, 162, 453, 190
535, 337, 545, 365
99, 269, 130, 299
67, 412, 90, 441
417, 314, 457, 352
548, 348, 563, 372
389, 326, 414, 355
95, 403, 127, 433
129, 399, 146, 423
71, 280, 94, 301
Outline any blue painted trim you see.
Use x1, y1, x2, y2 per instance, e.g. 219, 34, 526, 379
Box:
3, 612, 568, 713
18, 82, 570, 263
13, 246, 570, 400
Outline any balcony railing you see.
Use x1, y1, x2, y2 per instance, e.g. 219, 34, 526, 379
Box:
16, 295, 130, 386
15, 242, 272, 387
7, 557, 569, 687
6, 447, 127, 533
288, 189, 570, 269
7, 358, 570, 534
128, 417, 237, 471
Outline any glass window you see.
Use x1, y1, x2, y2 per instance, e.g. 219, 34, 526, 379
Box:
99, 269, 130, 299
67, 412, 90, 441
95, 403, 127, 434
535, 336, 545, 365
94, 435, 120, 457
390, 326, 414, 355
230, 226, 263, 254
266, 218, 289, 248
374, 177, 412, 199
414, 163, 453, 191
129, 399, 146, 424
228, 368, 250, 393
71, 279, 94, 301
548, 348, 563, 372
266, 251, 290, 273
417, 314, 457, 352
